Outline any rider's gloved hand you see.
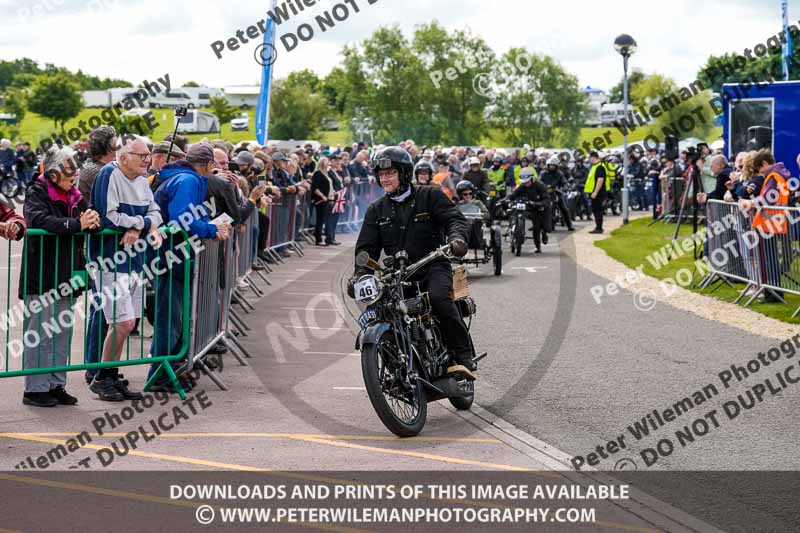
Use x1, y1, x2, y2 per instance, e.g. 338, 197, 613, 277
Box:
347, 268, 369, 299
450, 239, 468, 258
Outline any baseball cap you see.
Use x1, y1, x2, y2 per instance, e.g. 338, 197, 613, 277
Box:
233, 151, 255, 165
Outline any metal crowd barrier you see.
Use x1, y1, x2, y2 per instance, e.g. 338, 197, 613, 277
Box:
702, 200, 800, 315
701, 200, 754, 290
266, 193, 305, 259
0, 227, 192, 398
186, 235, 250, 391
335, 180, 383, 231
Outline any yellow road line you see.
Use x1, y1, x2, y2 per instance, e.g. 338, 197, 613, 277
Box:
5, 432, 499, 444
0, 436, 660, 533
0, 474, 372, 533
0, 433, 531, 473
285, 435, 559, 476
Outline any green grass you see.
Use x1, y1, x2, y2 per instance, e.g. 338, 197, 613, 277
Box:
478, 126, 723, 150
10, 108, 721, 151
11, 107, 349, 147
595, 217, 800, 324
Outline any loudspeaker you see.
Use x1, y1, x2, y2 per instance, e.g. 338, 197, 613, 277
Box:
747, 126, 772, 150
664, 135, 679, 161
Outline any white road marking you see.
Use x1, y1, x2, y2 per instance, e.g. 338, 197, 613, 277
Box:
282, 325, 349, 331
333, 386, 366, 391
283, 292, 328, 296
303, 352, 360, 357
511, 266, 550, 273
281, 307, 345, 312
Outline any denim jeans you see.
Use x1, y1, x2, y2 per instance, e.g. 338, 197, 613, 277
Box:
147, 272, 189, 380
84, 280, 109, 380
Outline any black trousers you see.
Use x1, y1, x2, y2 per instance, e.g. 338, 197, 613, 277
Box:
257, 211, 270, 253
527, 209, 546, 249
591, 192, 606, 230
420, 261, 472, 363
314, 201, 331, 244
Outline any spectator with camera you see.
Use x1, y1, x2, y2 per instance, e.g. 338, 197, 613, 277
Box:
150, 143, 231, 393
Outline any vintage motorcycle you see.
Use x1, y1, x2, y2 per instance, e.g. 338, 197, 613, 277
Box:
353, 244, 486, 437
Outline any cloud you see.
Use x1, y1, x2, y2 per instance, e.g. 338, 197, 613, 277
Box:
0, 0, 794, 92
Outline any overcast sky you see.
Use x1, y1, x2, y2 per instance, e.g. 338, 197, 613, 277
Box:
0, 0, 793, 92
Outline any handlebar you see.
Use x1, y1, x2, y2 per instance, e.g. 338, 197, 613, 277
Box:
402, 244, 453, 281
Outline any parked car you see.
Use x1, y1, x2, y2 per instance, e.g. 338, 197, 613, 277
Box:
321, 118, 340, 131
230, 113, 250, 132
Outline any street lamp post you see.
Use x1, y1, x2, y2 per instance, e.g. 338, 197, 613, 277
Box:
614, 33, 637, 225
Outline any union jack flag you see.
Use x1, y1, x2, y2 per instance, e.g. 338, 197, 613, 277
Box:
332, 189, 347, 214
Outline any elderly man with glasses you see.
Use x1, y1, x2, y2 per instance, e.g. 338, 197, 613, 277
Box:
88, 135, 163, 402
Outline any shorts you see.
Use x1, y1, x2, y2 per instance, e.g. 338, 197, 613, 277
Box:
93, 271, 144, 324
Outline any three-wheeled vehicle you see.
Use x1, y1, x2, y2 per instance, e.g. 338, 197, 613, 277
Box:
454, 202, 503, 276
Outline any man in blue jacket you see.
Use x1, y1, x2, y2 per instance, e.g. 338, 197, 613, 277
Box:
148, 143, 231, 393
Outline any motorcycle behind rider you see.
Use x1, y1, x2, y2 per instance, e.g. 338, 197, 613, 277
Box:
350, 147, 477, 377
539, 156, 575, 232
504, 168, 550, 253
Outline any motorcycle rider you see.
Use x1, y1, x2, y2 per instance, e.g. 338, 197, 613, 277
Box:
350, 147, 476, 378
504, 168, 550, 253
487, 155, 507, 199
456, 180, 489, 221
605, 154, 622, 215
462, 156, 490, 195
414, 159, 435, 185
540, 156, 575, 231
513, 156, 537, 186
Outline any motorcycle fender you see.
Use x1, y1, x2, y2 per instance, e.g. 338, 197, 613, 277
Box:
355, 321, 392, 351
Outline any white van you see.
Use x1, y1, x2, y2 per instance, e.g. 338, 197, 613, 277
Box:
150, 90, 194, 109
182, 87, 223, 108
175, 110, 220, 134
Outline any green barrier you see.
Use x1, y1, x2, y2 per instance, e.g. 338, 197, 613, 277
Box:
0, 227, 193, 400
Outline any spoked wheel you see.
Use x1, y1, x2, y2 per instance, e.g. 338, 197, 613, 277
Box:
362, 331, 427, 437
514, 215, 525, 257
508, 221, 517, 255
1, 178, 21, 198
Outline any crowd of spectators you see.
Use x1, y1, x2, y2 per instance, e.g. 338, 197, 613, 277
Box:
5, 126, 800, 407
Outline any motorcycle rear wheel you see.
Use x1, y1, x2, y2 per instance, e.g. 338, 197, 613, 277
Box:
362, 332, 427, 437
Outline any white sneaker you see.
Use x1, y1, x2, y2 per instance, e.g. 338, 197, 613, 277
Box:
236, 279, 248, 289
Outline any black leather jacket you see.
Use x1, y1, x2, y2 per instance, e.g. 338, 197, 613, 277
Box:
355, 184, 469, 270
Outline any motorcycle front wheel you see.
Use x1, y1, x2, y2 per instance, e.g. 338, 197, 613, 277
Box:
362, 331, 427, 437
514, 215, 525, 257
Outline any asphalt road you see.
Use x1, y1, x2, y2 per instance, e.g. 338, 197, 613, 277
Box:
0, 212, 797, 532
